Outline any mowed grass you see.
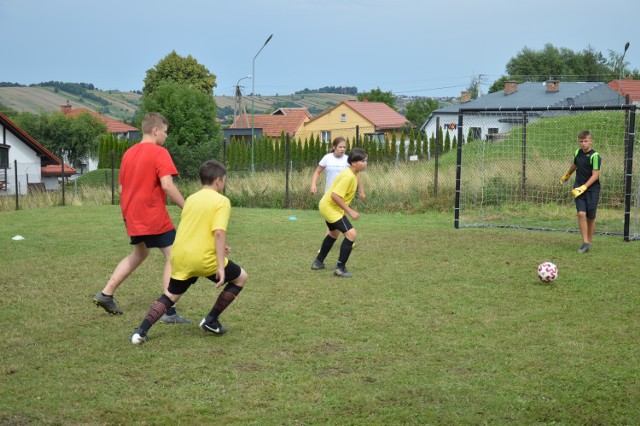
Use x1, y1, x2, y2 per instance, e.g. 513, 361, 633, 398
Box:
1, 205, 639, 425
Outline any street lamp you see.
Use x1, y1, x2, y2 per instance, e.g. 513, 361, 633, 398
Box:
234, 75, 251, 124
618, 42, 630, 104
251, 34, 273, 174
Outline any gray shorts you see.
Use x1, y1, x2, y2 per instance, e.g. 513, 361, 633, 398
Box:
575, 189, 599, 219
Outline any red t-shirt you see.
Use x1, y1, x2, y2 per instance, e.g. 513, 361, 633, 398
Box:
119, 142, 179, 236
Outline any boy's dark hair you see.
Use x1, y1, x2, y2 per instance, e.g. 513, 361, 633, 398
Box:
141, 112, 169, 135
578, 130, 591, 139
348, 148, 367, 164
200, 160, 227, 185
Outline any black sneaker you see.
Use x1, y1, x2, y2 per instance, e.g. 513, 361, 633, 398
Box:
130, 328, 148, 345
311, 259, 325, 270
333, 266, 352, 278
94, 292, 123, 315
577, 243, 591, 254
199, 318, 228, 335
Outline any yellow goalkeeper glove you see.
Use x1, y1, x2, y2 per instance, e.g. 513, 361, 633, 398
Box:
572, 185, 587, 198
560, 173, 572, 184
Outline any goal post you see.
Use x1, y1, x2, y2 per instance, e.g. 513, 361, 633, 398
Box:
454, 105, 638, 241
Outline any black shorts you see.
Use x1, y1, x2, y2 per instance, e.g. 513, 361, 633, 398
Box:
326, 216, 353, 233
575, 189, 599, 219
130, 229, 176, 248
167, 260, 243, 295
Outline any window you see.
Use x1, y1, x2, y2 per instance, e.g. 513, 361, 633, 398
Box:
488, 128, 498, 134
0, 145, 8, 169
321, 131, 331, 143
469, 127, 482, 140
340, 113, 347, 122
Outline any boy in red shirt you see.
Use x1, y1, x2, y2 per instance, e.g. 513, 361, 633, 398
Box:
94, 112, 189, 323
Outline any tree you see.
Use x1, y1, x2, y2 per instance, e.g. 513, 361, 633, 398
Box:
143, 51, 217, 98
488, 43, 632, 93
405, 97, 440, 129
357, 87, 397, 110
12, 110, 106, 167
139, 80, 222, 179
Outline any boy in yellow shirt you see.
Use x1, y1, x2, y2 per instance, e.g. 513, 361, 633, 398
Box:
311, 148, 368, 278
130, 160, 248, 344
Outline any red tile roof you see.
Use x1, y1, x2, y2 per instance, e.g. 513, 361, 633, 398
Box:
231, 108, 311, 137
41, 163, 77, 177
308, 100, 411, 130
64, 107, 139, 133
343, 100, 410, 129
608, 78, 640, 103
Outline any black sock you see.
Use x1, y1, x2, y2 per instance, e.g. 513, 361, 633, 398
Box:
316, 235, 337, 262
166, 305, 177, 316
207, 283, 243, 322
101, 292, 112, 298
139, 294, 173, 333
337, 238, 354, 267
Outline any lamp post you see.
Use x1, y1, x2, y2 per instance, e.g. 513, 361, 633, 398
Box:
251, 34, 273, 174
618, 42, 630, 104
234, 75, 251, 124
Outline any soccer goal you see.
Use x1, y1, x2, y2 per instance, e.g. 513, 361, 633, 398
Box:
454, 105, 638, 241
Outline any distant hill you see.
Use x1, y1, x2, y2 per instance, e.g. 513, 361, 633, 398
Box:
0, 85, 356, 123
0, 84, 455, 124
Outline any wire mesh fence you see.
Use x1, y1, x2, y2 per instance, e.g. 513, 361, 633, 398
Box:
455, 106, 639, 240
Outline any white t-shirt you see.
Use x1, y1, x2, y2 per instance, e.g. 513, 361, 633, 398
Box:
318, 152, 349, 193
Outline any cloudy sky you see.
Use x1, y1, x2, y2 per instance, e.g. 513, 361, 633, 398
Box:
1, 0, 637, 97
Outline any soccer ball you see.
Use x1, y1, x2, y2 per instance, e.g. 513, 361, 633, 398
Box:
537, 262, 558, 283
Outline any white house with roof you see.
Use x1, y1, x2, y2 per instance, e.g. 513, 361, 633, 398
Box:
421, 81, 623, 144
1, 112, 76, 195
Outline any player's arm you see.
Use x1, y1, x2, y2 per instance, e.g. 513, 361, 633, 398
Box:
331, 191, 359, 221
160, 174, 185, 209
214, 229, 227, 287
583, 169, 600, 189
310, 165, 325, 194
561, 164, 576, 183
356, 175, 366, 201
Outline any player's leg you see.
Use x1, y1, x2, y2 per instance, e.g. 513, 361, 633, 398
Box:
311, 224, 340, 270
585, 190, 599, 246
200, 261, 246, 335
575, 196, 590, 253
94, 241, 150, 314
130, 278, 195, 344
146, 231, 191, 324
334, 217, 355, 278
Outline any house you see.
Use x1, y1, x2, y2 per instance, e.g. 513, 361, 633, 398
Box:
300, 100, 411, 143
226, 107, 312, 142
61, 102, 140, 173
0, 112, 76, 195
421, 81, 623, 143
608, 77, 640, 105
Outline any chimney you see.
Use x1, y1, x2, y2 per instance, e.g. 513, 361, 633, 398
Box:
460, 91, 471, 103
60, 100, 72, 114
546, 80, 560, 93
504, 81, 518, 95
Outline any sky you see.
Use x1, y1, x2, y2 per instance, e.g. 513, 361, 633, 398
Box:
1, 0, 638, 98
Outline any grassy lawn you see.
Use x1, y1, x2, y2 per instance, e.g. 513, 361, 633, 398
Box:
1, 205, 639, 425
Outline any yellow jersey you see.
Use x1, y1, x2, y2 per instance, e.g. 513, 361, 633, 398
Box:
319, 167, 357, 223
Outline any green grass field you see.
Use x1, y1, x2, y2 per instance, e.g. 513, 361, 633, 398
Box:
1, 205, 639, 424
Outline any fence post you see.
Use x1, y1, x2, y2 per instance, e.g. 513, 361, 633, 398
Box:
622, 105, 636, 242
435, 117, 440, 197
111, 150, 115, 205
285, 134, 290, 209
521, 111, 528, 200
61, 152, 65, 206
14, 159, 18, 210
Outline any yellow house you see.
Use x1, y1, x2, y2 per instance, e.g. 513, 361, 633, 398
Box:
298, 100, 411, 143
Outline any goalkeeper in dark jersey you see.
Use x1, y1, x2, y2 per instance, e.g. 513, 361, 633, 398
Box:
560, 130, 601, 253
